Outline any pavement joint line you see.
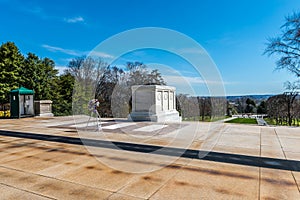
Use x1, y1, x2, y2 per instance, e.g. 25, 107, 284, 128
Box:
274, 129, 300, 193
291, 171, 300, 193
105, 153, 174, 198
112, 177, 140, 197
0, 182, 56, 200
209, 124, 226, 153
147, 158, 194, 199
105, 192, 147, 200
258, 127, 262, 200
110, 159, 163, 197
258, 127, 263, 200
114, 176, 159, 199
1, 129, 300, 172
0, 165, 115, 195
132, 124, 168, 132
102, 123, 137, 130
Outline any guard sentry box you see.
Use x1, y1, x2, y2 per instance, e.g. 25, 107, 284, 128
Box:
10, 87, 34, 118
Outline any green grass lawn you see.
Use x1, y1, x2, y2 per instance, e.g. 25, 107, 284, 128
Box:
183, 116, 229, 122
264, 118, 300, 126
225, 118, 257, 124
264, 118, 276, 125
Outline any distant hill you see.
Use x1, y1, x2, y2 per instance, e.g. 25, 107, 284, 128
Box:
226, 94, 274, 101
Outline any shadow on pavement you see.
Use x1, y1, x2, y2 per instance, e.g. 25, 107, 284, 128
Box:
0, 129, 299, 172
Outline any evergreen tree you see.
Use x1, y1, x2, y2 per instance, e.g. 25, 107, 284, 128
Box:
0, 42, 24, 103
52, 72, 74, 116
20, 54, 58, 100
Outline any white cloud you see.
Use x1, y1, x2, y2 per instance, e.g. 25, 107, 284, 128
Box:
55, 65, 68, 75
164, 75, 234, 85
164, 75, 205, 85
42, 44, 115, 60
89, 51, 114, 59
163, 75, 233, 96
42, 44, 82, 56
64, 16, 84, 23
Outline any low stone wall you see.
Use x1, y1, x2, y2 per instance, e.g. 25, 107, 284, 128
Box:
34, 100, 54, 117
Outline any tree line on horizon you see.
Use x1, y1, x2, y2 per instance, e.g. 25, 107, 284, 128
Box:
0, 40, 297, 123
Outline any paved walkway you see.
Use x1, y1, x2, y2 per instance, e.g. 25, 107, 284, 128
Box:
256, 118, 268, 126
0, 116, 299, 199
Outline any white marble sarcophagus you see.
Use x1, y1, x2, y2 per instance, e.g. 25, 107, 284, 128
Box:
128, 85, 181, 122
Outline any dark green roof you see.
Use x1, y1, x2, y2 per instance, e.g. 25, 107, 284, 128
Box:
10, 87, 34, 95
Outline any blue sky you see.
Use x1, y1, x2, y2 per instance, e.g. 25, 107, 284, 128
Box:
1, 0, 300, 96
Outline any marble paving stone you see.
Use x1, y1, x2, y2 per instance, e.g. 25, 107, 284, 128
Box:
150, 160, 259, 199
222, 124, 260, 135
0, 136, 23, 143
188, 140, 204, 150
0, 166, 47, 190
260, 168, 300, 199
133, 124, 168, 132
261, 145, 285, 159
278, 137, 300, 153
260, 127, 276, 135
0, 184, 51, 200
0, 147, 44, 164
0, 166, 112, 200
276, 128, 300, 138
292, 171, 300, 192
285, 151, 300, 160
103, 123, 136, 130
216, 134, 260, 149
260, 135, 281, 147
28, 176, 112, 200
58, 158, 137, 192
70, 121, 108, 128
108, 193, 145, 200
118, 163, 183, 199
2, 149, 79, 172
212, 144, 260, 156
0, 141, 61, 164
37, 154, 96, 177
84, 145, 187, 173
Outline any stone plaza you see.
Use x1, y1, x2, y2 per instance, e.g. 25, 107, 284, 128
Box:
0, 116, 300, 199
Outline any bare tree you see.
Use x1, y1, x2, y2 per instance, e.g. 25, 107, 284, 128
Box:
177, 95, 225, 121
283, 81, 299, 126
70, 56, 107, 115
267, 95, 286, 125
264, 12, 300, 77
267, 82, 299, 126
